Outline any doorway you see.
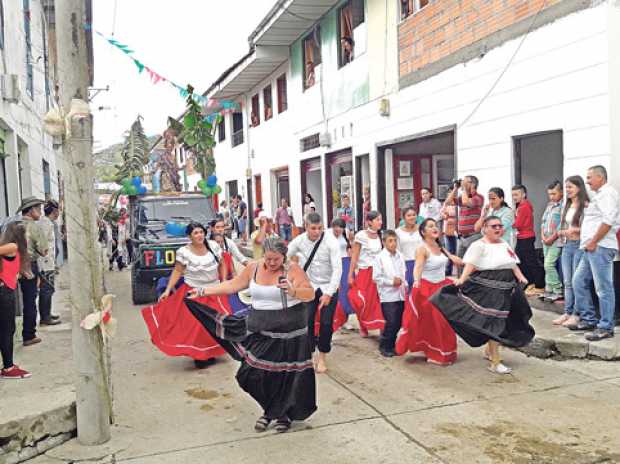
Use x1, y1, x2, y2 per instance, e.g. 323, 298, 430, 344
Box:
355, 154, 370, 230
301, 157, 323, 219
326, 149, 353, 224
274, 168, 290, 205
513, 131, 563, 248
254, 174, 262, 207
392, 155, 432, 224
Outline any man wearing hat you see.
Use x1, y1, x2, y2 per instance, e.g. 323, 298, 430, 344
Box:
17, 197, 50, 346
250, 212, 278, 260
38, 200, 62, 326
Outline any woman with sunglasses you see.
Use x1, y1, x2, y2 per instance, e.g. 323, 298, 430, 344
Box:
430, 216, 535, 374
142, 222, 229, 369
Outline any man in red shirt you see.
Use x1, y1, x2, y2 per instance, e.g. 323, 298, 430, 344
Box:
446, 175, 484, 275
512, 184, 544, 295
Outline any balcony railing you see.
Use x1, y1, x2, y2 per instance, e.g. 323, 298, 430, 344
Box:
232, 129, 244, 147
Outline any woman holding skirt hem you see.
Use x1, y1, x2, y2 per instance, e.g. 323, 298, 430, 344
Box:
396, 219, 461, 365
430, 216, 534, 374
186, 236, 316, 433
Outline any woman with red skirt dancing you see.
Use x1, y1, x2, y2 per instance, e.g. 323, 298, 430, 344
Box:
142, 222, 229, 369
347, 211, 385, 336
396, 219, 461, 365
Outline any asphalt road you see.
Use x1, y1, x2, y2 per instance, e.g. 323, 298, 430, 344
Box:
24, 269, 620, 463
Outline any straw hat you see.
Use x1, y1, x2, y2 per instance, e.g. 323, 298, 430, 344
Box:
253, 211, 273, 228
16, 196, 45, 214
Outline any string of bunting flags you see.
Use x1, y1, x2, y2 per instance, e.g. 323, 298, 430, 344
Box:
85, 24, 240, 121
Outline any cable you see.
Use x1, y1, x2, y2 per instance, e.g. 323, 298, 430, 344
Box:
459, 0, 548, 128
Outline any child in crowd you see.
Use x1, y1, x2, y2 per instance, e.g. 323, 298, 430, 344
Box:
373, 230, 408, 357
540, 181, 564, 302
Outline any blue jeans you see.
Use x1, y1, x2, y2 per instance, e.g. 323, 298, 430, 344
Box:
444, 235, 457, 275
279, 224, 292, 242
561, 240, 583, 315
573, 245, 617, 331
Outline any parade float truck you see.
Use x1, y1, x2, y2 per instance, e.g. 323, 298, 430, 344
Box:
129, 193, 217, 304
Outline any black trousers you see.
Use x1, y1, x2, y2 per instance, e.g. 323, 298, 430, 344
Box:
0, 284, 17, 369
308, 289, 338, 353
380, 301, 405, 352
109, 241, 125, 270
38, 270, 55, 321
19, 261, 39, 342
515, 237, 545, 289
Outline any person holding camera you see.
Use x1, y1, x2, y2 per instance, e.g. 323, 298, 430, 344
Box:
445, 176, 484, 274
251, 212, 279, 260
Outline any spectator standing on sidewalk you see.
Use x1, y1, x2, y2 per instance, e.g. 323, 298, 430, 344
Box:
512, 185, 545, 295
446, 176, 484, 273
337, 194, 355, 240
554, 175, 588, 327
440, 197, 457, 276
17, 197, 49, 346
237, 195, 248, 242
275, 199, 294, 243
419, 188, 442, 222
540, 181, 564, 302
0, 222, 32, 379
568, 166, 619, 341
38, 200, 62, 325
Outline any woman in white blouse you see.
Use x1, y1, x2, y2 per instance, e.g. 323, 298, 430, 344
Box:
430, 216, 534, 374
396, 207, 423, 288
347, 211, 385, 337
141, 222, 228, 369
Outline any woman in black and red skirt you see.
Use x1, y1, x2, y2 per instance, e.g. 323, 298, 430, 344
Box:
430, 215, 534, 374
185, 236, 316, 433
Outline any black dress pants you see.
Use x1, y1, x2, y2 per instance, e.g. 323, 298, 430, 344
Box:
19, 261, 39, 342
515, 237, 544, 289
38, 271, 55, 321
380, 301, 405, 352
307, 289, 338, 353
0, 284, 17, 368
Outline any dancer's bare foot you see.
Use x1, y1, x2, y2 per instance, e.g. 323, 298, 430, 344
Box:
552, 314, 570, 325
316, 352, 328, 374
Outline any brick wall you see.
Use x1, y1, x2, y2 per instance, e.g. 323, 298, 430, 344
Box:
398, 0, 562, 79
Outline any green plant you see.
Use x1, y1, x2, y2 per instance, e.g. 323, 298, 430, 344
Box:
114, 116, 149, 183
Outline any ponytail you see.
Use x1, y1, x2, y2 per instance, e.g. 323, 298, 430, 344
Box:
204, 239, 220, 264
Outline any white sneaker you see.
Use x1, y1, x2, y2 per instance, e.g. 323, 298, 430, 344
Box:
488, 363, 512, 375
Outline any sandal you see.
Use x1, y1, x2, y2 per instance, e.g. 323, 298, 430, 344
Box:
552, 314, 570, 325
488, 363, 513, 375
274, 417, 291, 433
254, 416, 271, 432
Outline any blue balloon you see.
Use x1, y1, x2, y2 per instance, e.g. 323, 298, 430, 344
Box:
138, 185, 147, 195
132, 176, 142, 187
207, 175, 217, 187
164, 222, 187, 237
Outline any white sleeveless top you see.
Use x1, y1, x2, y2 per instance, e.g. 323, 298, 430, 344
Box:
175, 243, 222, 289
354, 230, 382, 269
421, 246, 449, 283
249, 266, 301, 310
396, 227, 423, 261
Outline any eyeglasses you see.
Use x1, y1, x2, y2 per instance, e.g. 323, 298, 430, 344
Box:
488, 224, 504, 230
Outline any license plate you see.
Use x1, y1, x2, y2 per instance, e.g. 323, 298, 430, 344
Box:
141, 248, 177, 268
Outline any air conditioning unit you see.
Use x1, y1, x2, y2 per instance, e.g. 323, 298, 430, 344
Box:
319, 132, 331, 147
1, 75, 20, 103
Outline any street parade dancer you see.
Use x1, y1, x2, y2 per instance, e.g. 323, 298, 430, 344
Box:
396, 219, 461, 365
396, 206, 423, 288
347, 211, 385, 336
329, 218, 355, 328
430, 216, 535, 374
185, 237, 317, 433
288, 212, 343, 374
142, 222, 230, 369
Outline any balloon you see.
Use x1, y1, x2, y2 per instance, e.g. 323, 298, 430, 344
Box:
214, 185, 222, 194
203, 186, 214, 197
197, 179, 206, 189
121, 178, 132, 188
128, 185, 138, 196
132, 176, 142, 187
207, 175, 217, 187
138, 185, 147, 195
165, 222, 187, 237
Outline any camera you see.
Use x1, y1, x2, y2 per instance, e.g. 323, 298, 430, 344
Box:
452, 178, 462, 188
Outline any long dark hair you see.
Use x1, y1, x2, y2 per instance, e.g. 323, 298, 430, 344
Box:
419, 218, 449, 258
304, 193, 315, 203
561, 175, 588, 228
185, 222, 219, 263
488, 187, 509, 209
0, 222, 30, 274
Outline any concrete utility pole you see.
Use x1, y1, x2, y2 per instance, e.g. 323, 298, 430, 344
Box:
55, 0, 111, 445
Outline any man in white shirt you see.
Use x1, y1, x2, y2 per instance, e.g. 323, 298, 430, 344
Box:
569, 166, 619, 341
37, 200, 62, 325
288, 212, 342, 373
419, 188, 442, 222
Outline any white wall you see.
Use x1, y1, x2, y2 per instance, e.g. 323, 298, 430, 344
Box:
0, 0, 59, 216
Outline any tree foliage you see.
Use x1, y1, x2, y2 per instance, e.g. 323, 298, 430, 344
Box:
114, 116, 150, 183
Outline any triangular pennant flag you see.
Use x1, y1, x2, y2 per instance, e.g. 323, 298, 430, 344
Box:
133, 59, 145, 73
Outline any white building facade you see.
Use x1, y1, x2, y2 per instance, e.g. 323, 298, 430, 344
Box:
1, 0, 60, 219
208, 0, 619, 234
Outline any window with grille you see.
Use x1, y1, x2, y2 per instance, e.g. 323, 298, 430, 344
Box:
263, 85, 273, 121
218, 117, 226, 142
338, 0, 364, 67
300, 133, 320, 152
277, 74, 288, 113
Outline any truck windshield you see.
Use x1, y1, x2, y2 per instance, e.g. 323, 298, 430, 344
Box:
136, 198, 214, 225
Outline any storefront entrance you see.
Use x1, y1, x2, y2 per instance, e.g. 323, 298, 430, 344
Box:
301, 157, 323, 219
326, 150, 353, 224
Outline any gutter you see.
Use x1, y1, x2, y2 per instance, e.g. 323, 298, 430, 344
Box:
247, 0, 289, 46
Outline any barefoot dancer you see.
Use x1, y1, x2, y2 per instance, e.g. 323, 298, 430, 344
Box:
287, 212, 342, 373
185, 237, 316, 433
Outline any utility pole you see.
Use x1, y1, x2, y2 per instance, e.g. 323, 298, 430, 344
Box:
55, 0, 111, 445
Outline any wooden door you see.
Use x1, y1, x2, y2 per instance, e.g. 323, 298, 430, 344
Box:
392, 155, 433, 224
254, 175, 262, 205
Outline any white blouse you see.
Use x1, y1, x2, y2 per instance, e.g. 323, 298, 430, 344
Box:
354, 230, 382, 270
396, 227, 423, 261
328, 228, 349, 259
463, 240, 520, 271
176, 243, 222, 289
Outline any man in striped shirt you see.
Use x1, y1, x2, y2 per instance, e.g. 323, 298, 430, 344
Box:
447, 176, 484, 275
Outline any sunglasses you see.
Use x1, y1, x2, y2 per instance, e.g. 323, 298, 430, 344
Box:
488, 224, 504, 230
